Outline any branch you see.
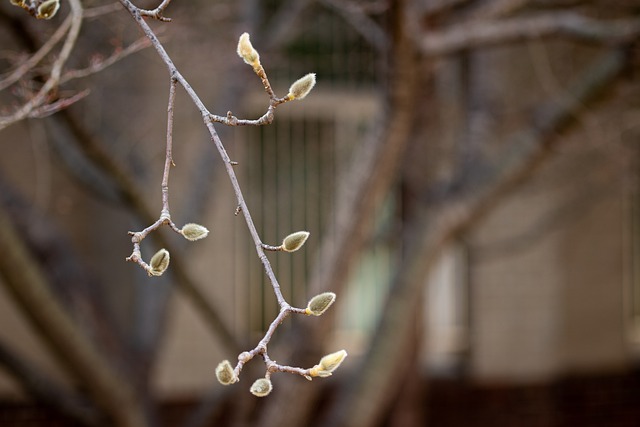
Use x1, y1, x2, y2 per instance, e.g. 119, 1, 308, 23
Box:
256, 0, 421, 422
420, 12, 640, 56
53, 110, 241, 353
138, 0, 174, 21
0, 204, 145, 427
0, 0, 83, 131
318, 0, 390, 51
59, 37, 151, 84
117, 0, 345, 393
0, 14, 73, 91
0, 339, 103, 427
325, 47, 630, 427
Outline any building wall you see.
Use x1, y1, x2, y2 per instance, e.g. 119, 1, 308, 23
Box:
468, 144, 632, 382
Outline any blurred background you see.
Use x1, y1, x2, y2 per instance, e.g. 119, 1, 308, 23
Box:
1, 0, 639, 426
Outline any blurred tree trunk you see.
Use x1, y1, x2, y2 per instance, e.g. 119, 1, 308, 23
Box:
254, 1, 419, 425
322, 45, 630, 427
0, 203, 146, 427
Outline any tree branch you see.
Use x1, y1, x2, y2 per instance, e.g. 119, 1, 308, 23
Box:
0, 339, 103, 427
420, 12, 640, 56
117, 0, 343, 390
324, 46, 630, 427
0, 204, 145, 427
0, 0, 83, 131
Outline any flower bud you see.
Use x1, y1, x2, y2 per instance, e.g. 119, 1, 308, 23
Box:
281, 231, 310, 252
305, 292, 336, 316
287, 73, 316, 100
215, 360, 237, 385
309, 350, 347, 378
237, 33, 260, 66
250, 377, 273, 397
181, 223, 209, 241
37, 0, 60, 19
149, 249, 170, 276
10, 0, 25, 7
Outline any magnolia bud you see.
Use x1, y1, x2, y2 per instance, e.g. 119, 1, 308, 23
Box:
250, 377, 273, 397
306, 292, 336, 316
181, 223, 209, 241
281, 231, 310, 252
309, 350, 347, 378
37, 0, 60, 19
149, 249, 170, 276
237, 33, 260, 66
215, 360, 237, 385
287, 73, 316, 100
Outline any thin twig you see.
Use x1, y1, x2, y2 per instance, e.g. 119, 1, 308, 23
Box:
126, 76, 182, 275
138, 0, 174, 21
60, 37, 151, 84
419, 12, 640, 56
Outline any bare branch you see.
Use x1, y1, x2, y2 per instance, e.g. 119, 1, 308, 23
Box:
138, 0, 174, 21
420, 12, 640, 56
325, 46, 630, 427
27, 89, 90, 118
0, 204, 145, 427
0, 15, 73, 91
0, 0, 83, 131
0, 338, 102, 426
60, 37, 151, 84
117, 0, 342, 390
319, 0, 390, 51
51, 108, 240, 354
82, 2, 123, 19
126, 77, 186, 275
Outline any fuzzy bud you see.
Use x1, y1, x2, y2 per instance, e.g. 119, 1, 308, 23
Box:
215, 360, 237, 385
10, 0, 25, 6
287, 73, 316, 100
305, 292, 336, 316
237, 33, 260, 66
149, 249, 170, 276
250, 377, 273, 397
36, 0, 60, 19
181, 223, 209, 241
281, 231, 310, 253
309, 350, 347, 378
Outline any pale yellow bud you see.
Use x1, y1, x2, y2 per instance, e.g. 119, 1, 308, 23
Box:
237, 33, 260, 66
287, 73, 316, 100
249, 377, 272, 397
215, 360, 237, 385
10, 0, 25, 6
149, 249, 170, 276
309, 350, 347, 378
181, 223, 209, 241
37, 0, 60, 19
281, 231, 310, 252
305, 292, 336, 316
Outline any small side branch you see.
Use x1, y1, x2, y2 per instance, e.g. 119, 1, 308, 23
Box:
0, 0, 84, 131
125, 76, 206, 276
420, 12, 640, 56
118, 0, 343, 397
